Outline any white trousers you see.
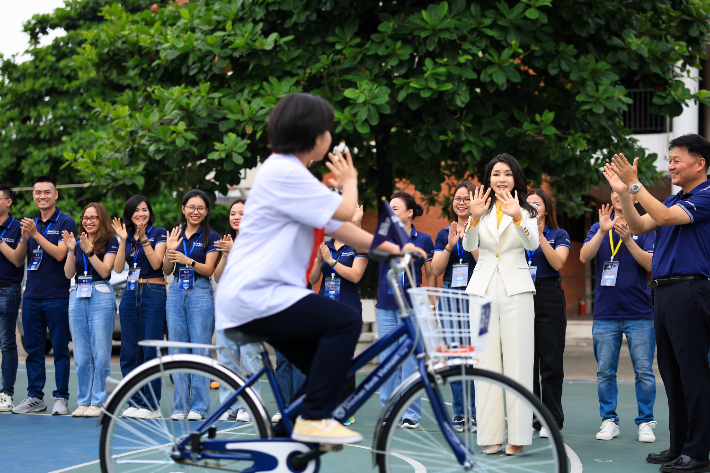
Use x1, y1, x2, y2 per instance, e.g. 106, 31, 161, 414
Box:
473, 269, 535, 445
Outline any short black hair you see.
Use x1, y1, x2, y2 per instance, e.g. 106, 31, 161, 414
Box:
268, 93, 335, 154
32, 175, 57, 188
669, 134, 710, 172
0, 184, 13, 200
123, 195, 156, 233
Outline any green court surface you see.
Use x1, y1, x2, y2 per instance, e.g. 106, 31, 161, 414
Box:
2, 365, 670, 473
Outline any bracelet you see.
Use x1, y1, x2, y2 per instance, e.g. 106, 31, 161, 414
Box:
145, 250, 155, 257
443, 245, 452, 252
329, 260, 337, 268
141, 239, 150, 246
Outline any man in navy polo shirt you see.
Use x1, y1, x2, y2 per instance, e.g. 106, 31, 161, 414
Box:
580, 191, 656, 444
0, 184, 25, 411
606, 134, 710, 472
11, 176, 76, 415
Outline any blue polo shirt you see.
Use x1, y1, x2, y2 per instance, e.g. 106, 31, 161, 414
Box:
172, 227, 220, 275
316, 239, 368, 312
653, 181, 710, 279
584, 220, 654, 320
376, 225, 435, 310
123, 226, 168, 279
527, 227, 571, 279
74, 237, 119, 284
24, 208, 77, 299
0, 214, 23, 284
433, 227, 477, 287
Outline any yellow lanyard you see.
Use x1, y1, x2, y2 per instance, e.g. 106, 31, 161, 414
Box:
608, 230, 622, 261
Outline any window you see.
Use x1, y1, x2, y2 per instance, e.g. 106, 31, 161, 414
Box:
622, 89, 672, 134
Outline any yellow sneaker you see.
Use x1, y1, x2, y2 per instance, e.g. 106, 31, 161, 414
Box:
210, 381, 220, 389
291, 417, 364, 445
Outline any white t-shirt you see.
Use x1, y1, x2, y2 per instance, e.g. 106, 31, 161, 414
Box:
215, 153, 343, 329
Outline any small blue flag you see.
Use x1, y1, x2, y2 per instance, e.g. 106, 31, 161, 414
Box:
370, 198, 411, 251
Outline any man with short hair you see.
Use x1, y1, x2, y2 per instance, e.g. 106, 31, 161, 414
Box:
11, 176, 76, 415
0, 184, 25, 411
606, 133, 710, 472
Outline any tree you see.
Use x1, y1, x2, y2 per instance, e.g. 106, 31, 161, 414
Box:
65, 0, 710, 215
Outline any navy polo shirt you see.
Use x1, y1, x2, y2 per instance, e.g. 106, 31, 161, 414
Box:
653, 181, 710, 279
376, 225, 435, 310
527, 227, 571, 279
124, 226, 168, 279
316, 239, 368, 312
74, 237, 119, 284
24, 208, 77, 299
584, 220, 654, 320
433, 227, 477, 287
172, 227, 220, 275
0, 214, 23, 284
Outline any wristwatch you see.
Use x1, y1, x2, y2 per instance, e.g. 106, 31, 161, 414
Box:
329, 260, 337, 268
190, 259, 196, 268
629, 182, 643, 194
87, 250, 95, 257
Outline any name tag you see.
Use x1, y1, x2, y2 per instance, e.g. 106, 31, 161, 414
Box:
388, 269, 404, 295
601, 261, 620, 287
324, 277, 341, 301
529, 265, 538, 283
77, 276, 92, 298
451, 263, 469, 288
28, 249, 43, 271
127, 267, 140, 291
179, 268, 194, 290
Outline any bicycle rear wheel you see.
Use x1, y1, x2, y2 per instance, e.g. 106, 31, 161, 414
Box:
99, 357, 270, 473
375, 364, 567, 473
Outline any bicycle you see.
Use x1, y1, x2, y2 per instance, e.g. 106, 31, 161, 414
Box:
98, 251, 568, 473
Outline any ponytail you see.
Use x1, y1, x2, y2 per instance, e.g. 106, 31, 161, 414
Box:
390, 191, 424, 220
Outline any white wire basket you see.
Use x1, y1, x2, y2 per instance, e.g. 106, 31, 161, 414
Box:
408, 287, 492, 361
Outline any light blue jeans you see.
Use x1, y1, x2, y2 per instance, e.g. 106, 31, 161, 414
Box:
69, 282, 116, 406
275, 349, 307, 406
167, 278, 215, 416
592, 319, 656, 425
216, 330, 261, 415
376, 308, 421, 422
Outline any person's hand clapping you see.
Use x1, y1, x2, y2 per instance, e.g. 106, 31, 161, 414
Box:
610, 153, 640, 187
468, 186, 492, 222
352, 204, 364, 227
214, 235, 233, 253
166, 249, 190, 265
62, 231, 76, 252
602, 163, 629, 195
79, 232, 93, 253
599, 204, 614, 232
614, 221, 632, 243
112, 217, 128, 241
135, 222, 147, 241
21, 218, 39, 238
496, 189, 523, 221
320, 243, 333, 264
326, 149, 357, 191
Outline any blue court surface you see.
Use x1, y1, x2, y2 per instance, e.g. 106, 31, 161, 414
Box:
2, 364, 670, 473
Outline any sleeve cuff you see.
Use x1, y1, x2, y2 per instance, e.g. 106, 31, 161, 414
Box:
513, 218, 522, 227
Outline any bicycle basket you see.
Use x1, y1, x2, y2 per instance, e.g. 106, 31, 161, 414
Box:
407, 287, 492, 360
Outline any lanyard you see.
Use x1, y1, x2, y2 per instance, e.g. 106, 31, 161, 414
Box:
609, 229, 623, 261
35, 211, 59, 242
329, 245, 347, 275
182, 230, 203, 259
132, 226, 153, 267
0, 218, 13, 239
456, 239, 464, 263
526, 228, 550, 265
82, 252, 90, 276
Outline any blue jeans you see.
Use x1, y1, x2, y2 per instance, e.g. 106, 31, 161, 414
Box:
376, 308, 421, 422
22, 297, 70, 399
216, 330, 261, 414
69, 283, 116, 406
593, 319, 656, 424
0, 283, 21, 397
119, 282, 166, 409
275, 349, 306, 406
167, 278, 214, 416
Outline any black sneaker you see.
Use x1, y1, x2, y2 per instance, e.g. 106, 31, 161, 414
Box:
401, 418, 419, 429
452, 415, 465, 432
647, 449, 681, 464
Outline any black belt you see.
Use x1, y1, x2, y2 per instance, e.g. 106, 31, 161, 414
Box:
0, 281, 20, 288
535, 277, 561, 284
652, 275, 709, 287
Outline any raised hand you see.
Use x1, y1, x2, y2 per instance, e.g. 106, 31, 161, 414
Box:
62, 231, 76, 252
614, 220, 632, 242
214, 234, 233, 253
469, 186, 492, 221
610, 153, 640, 187
325, 148, 357, 191
79, 232, 94, 253
599, 204, 614, 232
352, 204, 364, 226
447, 221, 460, 248
602, 163, 629, 194
112, 217, 128, 240
166, 226, 183, 251
495, 190, 523, 221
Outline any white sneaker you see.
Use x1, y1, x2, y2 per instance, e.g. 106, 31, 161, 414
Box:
72, 405, 89, 417
218, 411, 230, 421
52, 397, 69, 415
0, 393, 14, 412
187, 411, 203, 421
236, 410, 251, 422
122, 407, 139, 418
539, 426, 549, 438
171, 412, 186, 420
271, 411, 282, 423
596, 419, 620, 440
133, 408, 160, 419
638, 421, 657, 443
84, 405, 102, 417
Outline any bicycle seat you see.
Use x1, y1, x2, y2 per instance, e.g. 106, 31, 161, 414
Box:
224, 327, 269, 345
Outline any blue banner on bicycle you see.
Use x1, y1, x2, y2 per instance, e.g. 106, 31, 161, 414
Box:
370, 197, 411, 251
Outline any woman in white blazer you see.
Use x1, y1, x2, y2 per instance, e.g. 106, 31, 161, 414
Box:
462, 153, 539, 456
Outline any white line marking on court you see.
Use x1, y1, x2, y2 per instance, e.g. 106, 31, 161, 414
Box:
346, 444, 426, 473
566, 443, 583, 472
48, 459, 100, 472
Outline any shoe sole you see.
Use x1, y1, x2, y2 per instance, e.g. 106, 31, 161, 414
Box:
13, 406, 47, 414
660, 467, 710, 473
52, 411, 68, 415
639, 438, 656, 443
647, 458, 677, 464
454, 426, 464, 432
596, 433, 619, 440
292, 432, 364, 445
401, 424, 419, 429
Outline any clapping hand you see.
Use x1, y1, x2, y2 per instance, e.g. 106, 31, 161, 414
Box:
610, 153, 640, 187
214, 234, 233, 253
166, 226, 184, 251
79, 232, 93, 253
599, 204, 614, 232
320, 243, 333, 264
614, 220, 632, 243
602, 163, 629, 195
62, 231, 76, 252
468, 186, 492, 221
495, 190, 523, 221
352, 205, 364, 226
20, 218, 39, 238
112, 218, 128, 240
326, 149, 357, 191
135, 222, 147, 241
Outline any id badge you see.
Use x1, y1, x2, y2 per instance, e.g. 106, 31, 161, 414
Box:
324, 277, 341, 301
601, 261, 620, 287
451, 264, 469, 288
387, 270, 404, 295
77, 276, 92, 298
127, 267, 140, 291
179, 268, 194, 290
28, 249, 43, 271
529, 265, 538, 283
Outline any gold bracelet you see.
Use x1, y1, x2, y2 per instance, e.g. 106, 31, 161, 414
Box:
145, 250, 155, 257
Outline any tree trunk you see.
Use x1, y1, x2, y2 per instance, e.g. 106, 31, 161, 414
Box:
374, 124, 393, 218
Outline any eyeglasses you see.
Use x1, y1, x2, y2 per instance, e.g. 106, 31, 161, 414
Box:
453, 197, 471, 204
81, 216, 99, 222
185, 206, 207, 214
33, 190, 53, 196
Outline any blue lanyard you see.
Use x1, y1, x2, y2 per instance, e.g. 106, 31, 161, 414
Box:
456, 239, 464, 262
34, 211, 60, 243
182, 230, 202, 259
526, 228, 550, 264
0, 218, 13, 239
82, 251, 90, 276
132, 226, 153, 267
329, 245, 348, 275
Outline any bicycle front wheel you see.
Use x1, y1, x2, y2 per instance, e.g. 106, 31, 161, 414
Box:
99, 357, 270, 473
375, 364, 567, 473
